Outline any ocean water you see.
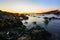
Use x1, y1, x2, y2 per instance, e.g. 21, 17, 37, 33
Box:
22, 14, 60, 40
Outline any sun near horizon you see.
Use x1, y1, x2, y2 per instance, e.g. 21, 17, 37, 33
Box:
0, 0, 60, 14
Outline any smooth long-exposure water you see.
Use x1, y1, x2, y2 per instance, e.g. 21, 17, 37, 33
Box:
22, 14, 60, 40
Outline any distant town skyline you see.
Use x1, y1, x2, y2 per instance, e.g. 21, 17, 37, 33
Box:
0, 0, 60, 13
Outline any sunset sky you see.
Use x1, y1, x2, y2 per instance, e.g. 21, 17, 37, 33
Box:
0, 0, 60, 13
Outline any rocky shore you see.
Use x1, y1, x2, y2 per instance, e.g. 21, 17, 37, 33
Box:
0, 10, 51, 40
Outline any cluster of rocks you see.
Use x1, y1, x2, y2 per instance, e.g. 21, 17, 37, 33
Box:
0, 10, 51, 40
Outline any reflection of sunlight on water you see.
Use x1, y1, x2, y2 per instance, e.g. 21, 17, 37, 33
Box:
22, 16, 44, 24
28, 16, 44, 22
22, 16, 45, 29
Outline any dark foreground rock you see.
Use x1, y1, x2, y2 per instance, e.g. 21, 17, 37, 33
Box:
28, 25, 51, 40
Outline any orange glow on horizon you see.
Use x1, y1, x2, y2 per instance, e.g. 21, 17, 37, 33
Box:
0, 8, 18, 13
0, 7, 60, 14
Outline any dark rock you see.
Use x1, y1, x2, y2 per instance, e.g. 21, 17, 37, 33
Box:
28, 25, 51, 40
32, 22, 37, 24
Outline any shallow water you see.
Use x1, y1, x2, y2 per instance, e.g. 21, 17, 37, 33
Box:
22, 14, 60, 40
